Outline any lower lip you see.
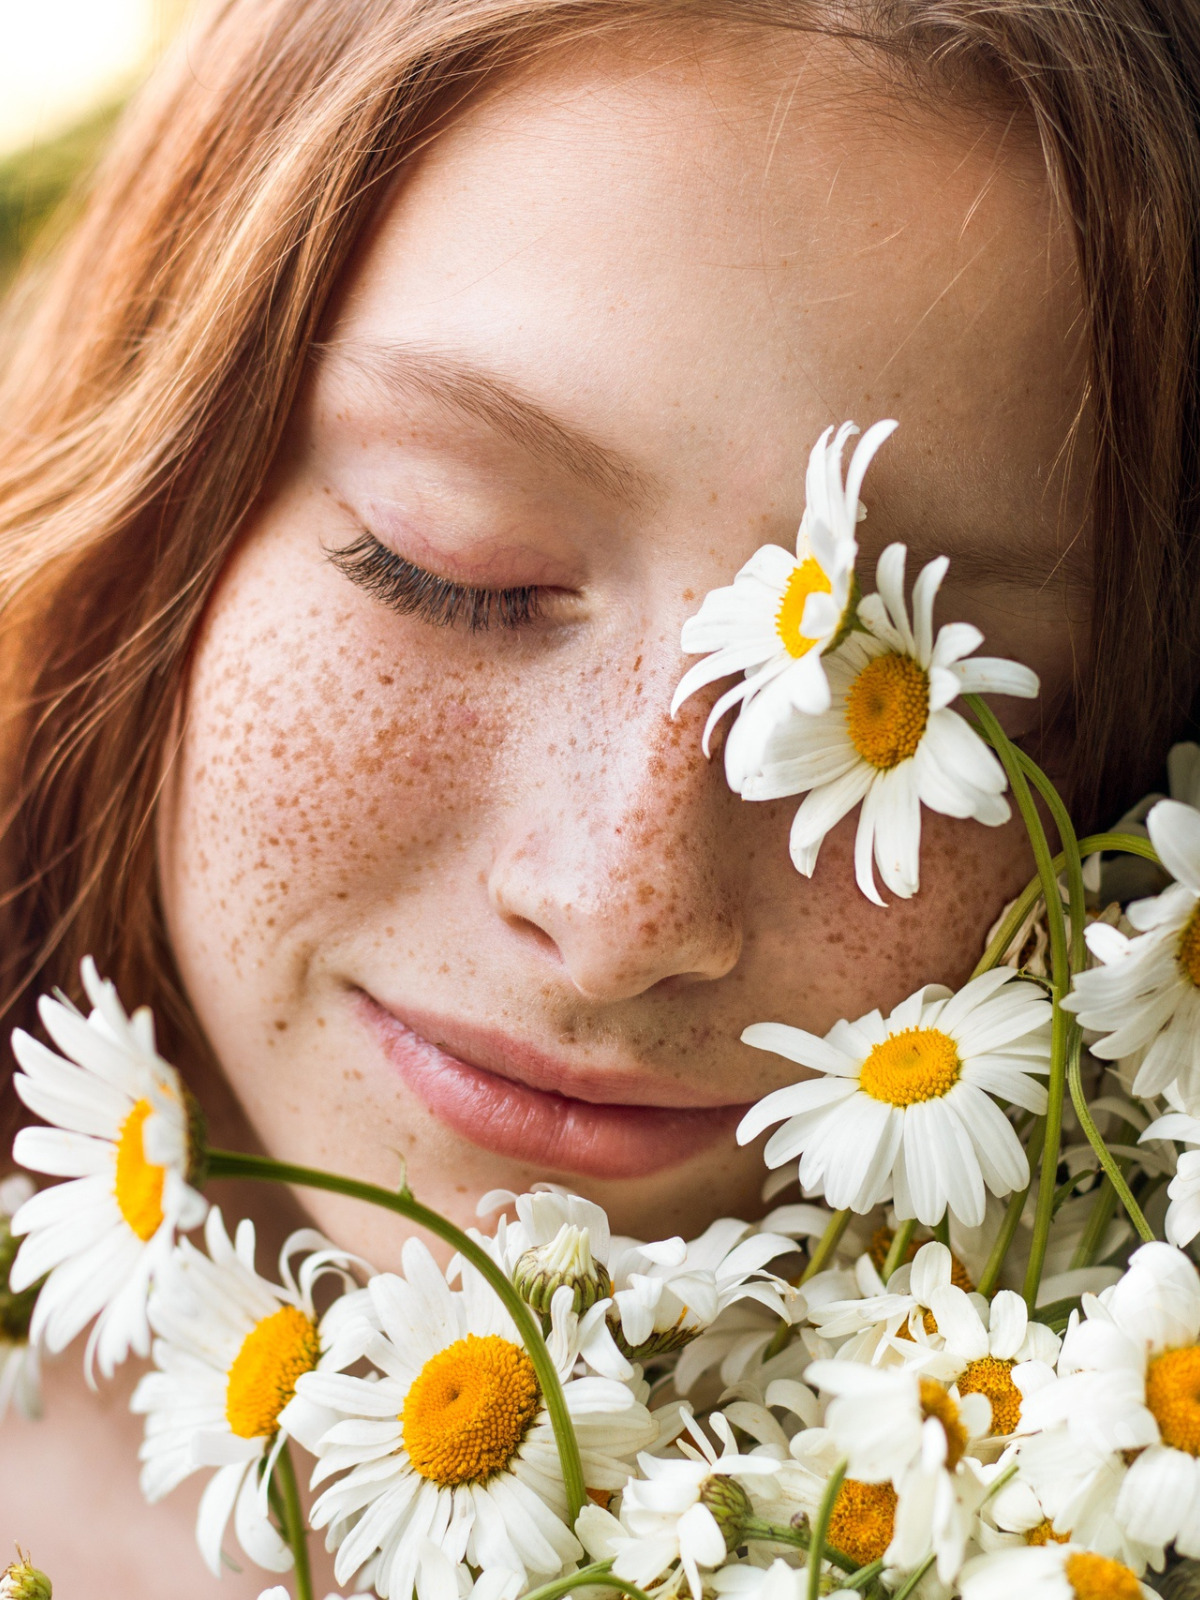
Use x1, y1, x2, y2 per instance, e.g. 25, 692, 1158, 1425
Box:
360, 998, 747, 1180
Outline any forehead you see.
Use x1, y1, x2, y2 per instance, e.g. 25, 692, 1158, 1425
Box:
326, 26, 1085, 577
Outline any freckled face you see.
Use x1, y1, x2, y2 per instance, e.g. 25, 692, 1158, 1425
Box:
158, 32, 1086, 1258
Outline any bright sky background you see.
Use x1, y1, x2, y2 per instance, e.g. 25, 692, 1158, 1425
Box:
0, 0, 179, 157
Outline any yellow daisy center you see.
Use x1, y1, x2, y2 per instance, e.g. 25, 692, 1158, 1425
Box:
1025, 1518, 1070, 1546
225, 1305, 320, 1439
956, 1355, 1022, 1436
402, 1333, 541, 1487
114, 1099, 166, 1242
775, 557, 832, 659
844, 652, 929, 769
832, 1472, 896, 1561
919, 1378, 968, 1470
1064, 1551, 1142, 1600
1178, 905, 1200, 987
1145, 1344, 1200, 1454
827, 1479, 896, 1566
859, 1027, 961, 1107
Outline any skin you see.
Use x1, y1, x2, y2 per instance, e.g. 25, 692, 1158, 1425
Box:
2, 28, 1088, 1594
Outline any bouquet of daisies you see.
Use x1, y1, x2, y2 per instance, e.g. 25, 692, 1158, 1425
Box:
5, 419, 1200, 1600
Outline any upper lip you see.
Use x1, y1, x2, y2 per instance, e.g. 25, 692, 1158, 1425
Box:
362, 992, 749, 1111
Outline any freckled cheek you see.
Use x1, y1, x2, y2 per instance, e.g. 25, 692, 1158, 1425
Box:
739, 802, 1033, 1031
168, 599, 516, 961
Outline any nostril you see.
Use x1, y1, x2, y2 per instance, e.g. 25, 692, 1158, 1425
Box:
504, 914, 560, 956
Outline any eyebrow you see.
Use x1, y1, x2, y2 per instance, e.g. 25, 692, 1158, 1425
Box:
315, 338, 658, 509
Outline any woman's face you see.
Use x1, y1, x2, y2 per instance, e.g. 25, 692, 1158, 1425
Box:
158, 31, 1086, 1259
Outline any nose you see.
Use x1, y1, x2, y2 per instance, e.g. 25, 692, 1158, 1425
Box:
487, 659, 744, 1002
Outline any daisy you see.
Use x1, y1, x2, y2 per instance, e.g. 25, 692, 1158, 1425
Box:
1141, 1100, 1200, 1247
8, 959, 207, 1378
805, 1360, 991, 1584
0, 1554, 52, 1600
1062, 798, 1200, 1109
577, 1409, 783, 1599
737, 542, 1039, 903
281, 1237, 657, 1600
0, 1176, 42, 1422
481, 1185, 794, 1367
803, 1239, 964, 1366
913, 1284, 1060, 1441
671, 419, 898, 784
131, 1207, 370, 1577
986, 1433, 1154, 1571
958, 1543, 1159, 1599
774, 1424, 900, 1571
738, 969, 1052, 1228
1016, 1243, 1200, 1561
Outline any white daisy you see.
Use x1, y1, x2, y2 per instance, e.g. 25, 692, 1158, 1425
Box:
0, 1175, 42, 1422
710, 1558, 817, 1600
1063, 799, 1200, 1110
7, 959, 207, 1377
986, 1432, 1154, 1571
771, 1424, 899, 1572
914, 1284, 1060, 1441
1141, 1101, 1200, 1247
1016, 1243, 1200, 1561
282, 1237, 657, 1600
738, 969, 1052, 1228
736, 542, 1039, 903
959, 1543, 1158, 1599
578, 1409, 783, 1599
481, 1185, 794, 1367
671, 419, 898, 784
803, 1240, 965, 1366
131, 1207, 370, 1577
805, 1360, 991, 1584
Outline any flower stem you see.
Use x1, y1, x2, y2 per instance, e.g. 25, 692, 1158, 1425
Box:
520, 1562, 654, 1600
800, 1208, 851, 1283
742, 1516, 857, 1575
806, 1458, 846, 1600
881, 1218, 917, 1282
963, 698, 1073, 1312
273, 1440, 313, 1600
203, 1149, 588, 1523
1066, 1044, 1154, 1243
891, 1553, 935, 1600
970, 830, 1160, 980
975, 1118, 1045, 1298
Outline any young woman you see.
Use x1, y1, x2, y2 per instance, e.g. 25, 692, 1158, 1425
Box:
1, 0, 1198, 1592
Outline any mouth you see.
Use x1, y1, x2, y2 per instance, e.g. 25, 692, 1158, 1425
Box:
357, 992, 751, 1180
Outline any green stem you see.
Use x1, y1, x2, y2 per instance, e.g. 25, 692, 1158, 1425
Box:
891, 1555, 935, 1600
975, 1118, 1045, 1298
273, 1440, 313, 1600
970, 830, 1161, 980
1070, 1170, 1121, 1270
807, 1459, 846, 1600
741, 1517, 857, 1576
1016, 751, 1086, 968
800, 1209, 852, 1284
1066, 1047, 1154, 1243
520, 1563, 654, 1600
204, 1149, 587, 1523
881, 1218, 917, 1282
840, 1559, 886, 1592
964, 698, 1072, 1313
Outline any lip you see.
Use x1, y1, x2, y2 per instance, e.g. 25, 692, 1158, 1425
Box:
357, 992, 751, 1180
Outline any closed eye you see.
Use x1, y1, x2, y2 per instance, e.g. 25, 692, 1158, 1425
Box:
327, 531, 545, 631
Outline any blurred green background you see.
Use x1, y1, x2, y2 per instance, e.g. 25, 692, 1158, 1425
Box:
0, 0, 184, 291
0, 104, 121, 289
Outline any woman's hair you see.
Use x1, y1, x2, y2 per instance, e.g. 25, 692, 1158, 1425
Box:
0, 0, 1198, 1123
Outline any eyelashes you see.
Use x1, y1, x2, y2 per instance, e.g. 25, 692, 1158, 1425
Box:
328, 532, 544, 632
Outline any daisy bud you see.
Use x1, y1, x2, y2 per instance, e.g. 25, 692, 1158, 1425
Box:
513, 1223, 611, 1314
698, 1474, 754, 1553
0, 1553, 51, 1600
